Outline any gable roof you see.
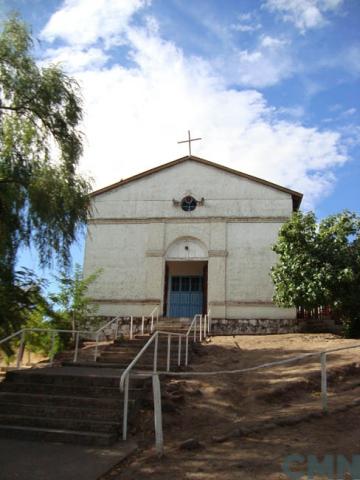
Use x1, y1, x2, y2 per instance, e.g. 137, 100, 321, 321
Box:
91, 155, 303, 211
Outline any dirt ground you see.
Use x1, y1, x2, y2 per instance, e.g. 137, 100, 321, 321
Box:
105, 333, 360, 480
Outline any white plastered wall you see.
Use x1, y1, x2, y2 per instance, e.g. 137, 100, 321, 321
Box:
83, 160, 296, 319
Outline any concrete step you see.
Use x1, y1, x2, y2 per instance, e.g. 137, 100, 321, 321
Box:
0, 413, 121, 434
64, 361, 183, 370
119, 335, 181, 341
0, 391, 122, 408
132, 335, 190, 341
98, 349, 189, 358
0, 329, 200, 446
0, 401, 126, 421
98, 360, 182, 369
155, 327, 190, 332
0, 424, 117, 446
0, 365, 147, 446
99, 350, 187, 359
0, 380, 143, 398
156, 322, 191, 326
5, 370, 124, 388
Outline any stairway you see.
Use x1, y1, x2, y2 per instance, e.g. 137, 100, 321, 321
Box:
0, 318, 196, 446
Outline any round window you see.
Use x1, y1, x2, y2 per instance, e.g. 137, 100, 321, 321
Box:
181, 196, 197, 212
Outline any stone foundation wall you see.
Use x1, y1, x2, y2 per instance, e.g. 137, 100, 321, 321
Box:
87, 316, 341, 337
210, 318, 307, 335
85, 316, 153, 339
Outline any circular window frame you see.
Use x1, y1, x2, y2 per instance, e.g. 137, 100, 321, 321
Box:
181, 196, 197, 212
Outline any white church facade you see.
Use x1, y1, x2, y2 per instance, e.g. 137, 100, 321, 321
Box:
84, 155, 303, 333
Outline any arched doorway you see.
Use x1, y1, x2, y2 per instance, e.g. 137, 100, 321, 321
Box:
164, 238, 208, 318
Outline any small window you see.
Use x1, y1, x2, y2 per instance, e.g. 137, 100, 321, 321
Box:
181, 277, 190, 291
181, 196, 197, 212
191, 277, 201, 291
171, 277, 180, 291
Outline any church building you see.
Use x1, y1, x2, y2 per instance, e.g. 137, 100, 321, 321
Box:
84, 155, 303, 333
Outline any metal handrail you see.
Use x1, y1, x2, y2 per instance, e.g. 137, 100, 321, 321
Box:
150, 305, 160, 333
140, 305, 160, 335
120, 329, 182, 441
93, 315, 123, 361
145, 341, 360, 413
120, 312, 209, 391
132, 339, 360, 456
0, 315, 133, 367
120, 312, 210, 440
0, 327, 93, 368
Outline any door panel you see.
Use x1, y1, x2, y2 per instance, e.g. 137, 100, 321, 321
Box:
169, 276, 203, 317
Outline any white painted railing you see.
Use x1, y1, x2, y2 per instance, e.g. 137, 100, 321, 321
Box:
120, 312, 210, 441
0, 328, 92, 368
136, 342, 360, 455
140, 305, 160, 335
0, 315, 132, 367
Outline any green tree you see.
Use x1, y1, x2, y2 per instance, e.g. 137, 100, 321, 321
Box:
50, 264, 102, 331
0, 15, 92, 340
271, 211, 360, 337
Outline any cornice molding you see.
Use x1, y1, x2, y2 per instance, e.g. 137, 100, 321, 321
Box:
89, 298, 161, 305
88, 216, 289, 225
210, 300, 275, 306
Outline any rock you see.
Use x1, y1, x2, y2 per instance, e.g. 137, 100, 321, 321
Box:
179, 438, 204, 451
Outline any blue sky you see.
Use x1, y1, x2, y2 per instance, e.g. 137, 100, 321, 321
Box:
1, 0, 359, 281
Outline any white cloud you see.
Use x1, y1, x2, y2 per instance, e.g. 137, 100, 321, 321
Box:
41, 0, 149, 47
41, 0, 347, 209
344, 44, 360, 76
342, 108, 357, 116
43, 46, 109, 72
223, 35, 293, 88
264, 0, 344, 32
260, 35, 288, 48
230, 12, 262, 33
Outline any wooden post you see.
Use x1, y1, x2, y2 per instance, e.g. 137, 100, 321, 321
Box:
153, 374, 164, 456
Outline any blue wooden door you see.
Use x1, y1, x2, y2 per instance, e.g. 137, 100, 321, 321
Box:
169, 276, 203, 317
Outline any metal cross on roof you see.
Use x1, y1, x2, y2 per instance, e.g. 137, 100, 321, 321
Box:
177, 130, 202, 156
